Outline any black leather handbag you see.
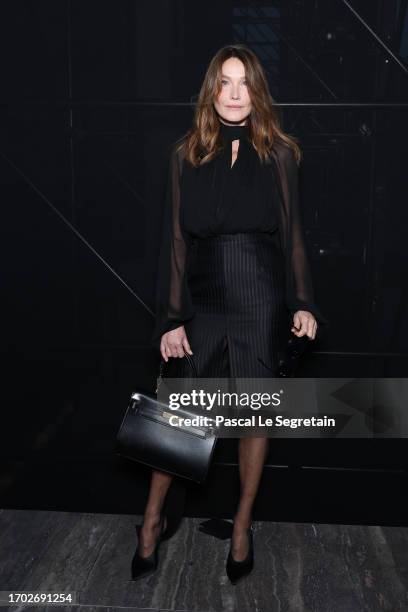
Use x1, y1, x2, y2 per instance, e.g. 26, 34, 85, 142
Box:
115, 353, 218, 484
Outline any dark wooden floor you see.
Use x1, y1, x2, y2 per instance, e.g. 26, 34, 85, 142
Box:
1, 509, 408, 611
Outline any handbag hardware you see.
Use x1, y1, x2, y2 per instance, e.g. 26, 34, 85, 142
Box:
128, 393, 215, 439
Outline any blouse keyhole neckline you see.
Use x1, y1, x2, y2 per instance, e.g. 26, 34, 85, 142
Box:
230, 141, 240, 169
218, 122, 248, 170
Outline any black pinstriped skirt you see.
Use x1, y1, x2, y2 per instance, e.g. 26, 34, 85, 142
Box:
166, 231, 288, 379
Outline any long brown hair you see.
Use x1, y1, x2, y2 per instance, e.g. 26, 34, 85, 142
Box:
176, 44, 302, 167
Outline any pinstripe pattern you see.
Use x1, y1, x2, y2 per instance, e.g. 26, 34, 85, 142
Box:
165, 231, 288, 380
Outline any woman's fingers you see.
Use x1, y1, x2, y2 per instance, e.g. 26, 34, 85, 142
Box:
306, 317, 318, 340
175, 341, 185, 358
161, 341, 179, 359
291, 311, 304, 336
165, 339, 183, 358
291, 311, 318, 340
160, 326, 192, 360
182, 335, 193, 356
160, 342, 170, 362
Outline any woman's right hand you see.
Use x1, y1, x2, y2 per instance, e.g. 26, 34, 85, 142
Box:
160, 326, 193, 362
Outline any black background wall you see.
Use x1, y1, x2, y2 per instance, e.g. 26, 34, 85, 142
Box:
1, 0, 408, 525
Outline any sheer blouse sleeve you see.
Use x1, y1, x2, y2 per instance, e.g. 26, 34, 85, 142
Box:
150, 141, 195, 351
270, 141, 328, 326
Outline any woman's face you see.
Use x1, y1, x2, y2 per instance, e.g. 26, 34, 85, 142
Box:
213, 57, 252, 126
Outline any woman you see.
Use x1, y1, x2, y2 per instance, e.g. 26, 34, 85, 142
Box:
132, 44, 328, 584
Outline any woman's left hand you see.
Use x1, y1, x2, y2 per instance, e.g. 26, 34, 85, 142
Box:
291, 310, 317, 340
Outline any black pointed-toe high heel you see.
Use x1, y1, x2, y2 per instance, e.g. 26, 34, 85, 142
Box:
131, 513, 167, 581
131, 480, 187, 581
226, 524, 254, 584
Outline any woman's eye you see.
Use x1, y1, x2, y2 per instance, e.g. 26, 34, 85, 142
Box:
221, 79, 247, 85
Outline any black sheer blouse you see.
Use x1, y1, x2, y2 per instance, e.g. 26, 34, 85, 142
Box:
151, 122, 328, 350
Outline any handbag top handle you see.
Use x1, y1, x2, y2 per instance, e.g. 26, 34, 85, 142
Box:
155, 352, 198, 394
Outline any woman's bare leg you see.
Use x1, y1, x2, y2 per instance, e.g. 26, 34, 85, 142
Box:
231, 437, 269, 560
138, 469, 173, 557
